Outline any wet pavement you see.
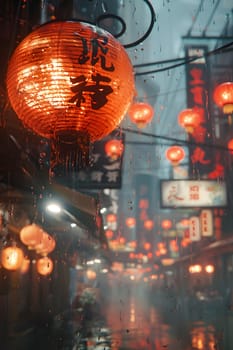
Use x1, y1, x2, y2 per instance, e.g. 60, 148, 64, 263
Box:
3, 280, 233, 349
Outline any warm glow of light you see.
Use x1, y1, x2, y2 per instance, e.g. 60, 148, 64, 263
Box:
35, 232, 56, 255
144, 219, 154, 230
105, 139, 124, 159
228, 139, 233, 155
189, 264, 202, 273
106, 213, 117, 223
125, 217, 136, 228
1, 246, 24, 271
178, 108, 203, 133
105, 229, 114, 239
20, 257, 30, 274
86, 269, 97, 280
20, 224, 43, 249
166, 145, 185, 166
213, 81, 233, 114
128, 102, 154, 128
37, 256, 53, 276
205, 264, 215, 274
143, 242, 151, 251
7, 21, 135, 143
161, 219, 172, 230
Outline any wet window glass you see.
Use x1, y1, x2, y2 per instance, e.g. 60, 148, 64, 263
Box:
0, 0, 233, 349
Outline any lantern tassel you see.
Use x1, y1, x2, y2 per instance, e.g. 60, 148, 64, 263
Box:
51, 131, 90, 172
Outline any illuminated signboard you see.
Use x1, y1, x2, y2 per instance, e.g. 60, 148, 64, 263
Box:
185, 46, 219, 178
160, 180, 227, 208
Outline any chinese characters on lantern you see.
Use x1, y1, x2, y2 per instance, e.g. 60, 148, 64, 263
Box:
70, 34, 115, 110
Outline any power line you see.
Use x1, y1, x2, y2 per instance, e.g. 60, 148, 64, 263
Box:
121, 127, 230, 152
134, 41, 233, 76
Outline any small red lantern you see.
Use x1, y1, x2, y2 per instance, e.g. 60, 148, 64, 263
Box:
37, 256, 53, 276
144, 219, 154, 231
213, 82, 233, 114
1, 246, 24, 271
20, 224, 43, 249
128, 102, 154, 128
178, 108, 203, 133
161, 219, 172, 230
105, 139, 124, 160
6, 21, 135, 167
86, 269, 97, 280
228, 139, 233, 155
105, 229, 114, 239
128, 240, 137, 249
106, 213, 117, 224
166, 145, 185, 166
125, 217, 136, 228
143, 242, 151, 251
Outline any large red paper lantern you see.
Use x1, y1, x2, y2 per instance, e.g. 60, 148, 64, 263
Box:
20, 224, 43, 249
105, 139, 124, 160
1, 246, 24, 271
213, 82, 233, 114
178, 108, 203, 133
166, 145, 185, 166
37, 256, 53, 276
128, 102, 154, 128
6, 21, 135, 167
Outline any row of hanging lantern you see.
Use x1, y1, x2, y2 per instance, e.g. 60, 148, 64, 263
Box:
0, 224, 55, 276
164, 81, 233, 167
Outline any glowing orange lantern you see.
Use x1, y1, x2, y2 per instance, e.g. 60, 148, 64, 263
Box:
37, 256, 53, 276
128, 102, 154, 128
128, 240, 137, 249
6, 21, 135, 167
86, 269, 97, 280
161, 219, 172, 230
35, 232, 56, 255
213, 82, 233, 114
228, 139, 233, 155
105, 139, 124, 160
119, 237, 126, 245
166, 145, 185, 166
143, 242, 151, 251
178, 108, 203, 133
20, 224, 43, 249
1, 246, 24, 271
144, 219, 154, 231
125, 217, 136, 228
105, 229, 114, 239
106, 213, 117, 224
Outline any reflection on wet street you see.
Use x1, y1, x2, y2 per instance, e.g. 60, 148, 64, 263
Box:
100, 280, 229, 350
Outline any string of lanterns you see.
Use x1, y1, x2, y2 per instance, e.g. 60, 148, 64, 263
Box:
0, 223, 56, 276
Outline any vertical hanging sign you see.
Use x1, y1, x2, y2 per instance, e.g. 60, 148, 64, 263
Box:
200, 209, 213, 237
189, 216, 201, 241
185, 46, 215, 177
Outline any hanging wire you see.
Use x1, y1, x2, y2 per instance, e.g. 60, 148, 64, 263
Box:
120, 127, 231, 152
134, 41, 233, 75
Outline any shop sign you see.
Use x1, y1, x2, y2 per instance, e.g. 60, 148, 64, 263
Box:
160, 180, 227, 208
